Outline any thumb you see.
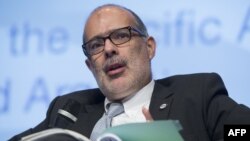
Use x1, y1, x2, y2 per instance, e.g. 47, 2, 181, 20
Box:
142, 106, 153, 121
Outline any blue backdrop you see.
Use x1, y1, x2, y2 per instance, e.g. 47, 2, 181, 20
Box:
1, 0, 250, 140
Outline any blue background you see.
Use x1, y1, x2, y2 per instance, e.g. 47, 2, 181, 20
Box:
1, 0, 250, 140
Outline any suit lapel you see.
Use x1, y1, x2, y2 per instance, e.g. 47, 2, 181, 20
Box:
149, 81, 174, 120
68, 101, 105, 138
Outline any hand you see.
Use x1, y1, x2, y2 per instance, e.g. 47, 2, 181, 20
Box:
142, 106, 153, 121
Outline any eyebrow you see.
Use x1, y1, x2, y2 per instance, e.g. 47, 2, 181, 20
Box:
85, 30, 110, 43
85, 26, 129, 43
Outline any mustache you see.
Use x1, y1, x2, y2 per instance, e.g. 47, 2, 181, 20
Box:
103, 56, 127, 71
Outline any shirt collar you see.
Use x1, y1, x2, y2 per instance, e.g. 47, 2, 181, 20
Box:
104, 80, 155, 115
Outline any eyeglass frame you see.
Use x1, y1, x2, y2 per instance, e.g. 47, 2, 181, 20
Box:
82, 26, 147, 57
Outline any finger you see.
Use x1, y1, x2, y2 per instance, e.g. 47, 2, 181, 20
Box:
142, 106, 153, 121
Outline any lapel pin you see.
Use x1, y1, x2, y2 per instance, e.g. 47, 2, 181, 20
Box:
159, 103, 168, 109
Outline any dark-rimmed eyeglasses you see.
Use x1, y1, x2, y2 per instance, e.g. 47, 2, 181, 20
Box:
82, 26, 147, 56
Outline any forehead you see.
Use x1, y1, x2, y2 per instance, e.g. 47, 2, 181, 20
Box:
84, 6, 136, 41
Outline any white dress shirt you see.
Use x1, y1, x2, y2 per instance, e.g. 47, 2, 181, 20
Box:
104, 80, 155, 127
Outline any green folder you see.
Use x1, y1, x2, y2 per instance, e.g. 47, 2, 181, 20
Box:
97, 120, 184, 141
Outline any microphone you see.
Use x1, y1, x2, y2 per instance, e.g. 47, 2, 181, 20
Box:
53, 99, 81, 128
19, 100, 85, 141
20, 128, 91, 141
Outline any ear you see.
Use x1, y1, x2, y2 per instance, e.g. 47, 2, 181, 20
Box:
146, 36, 156, 60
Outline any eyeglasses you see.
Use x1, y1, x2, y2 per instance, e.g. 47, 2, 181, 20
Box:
82, 26, 146, 56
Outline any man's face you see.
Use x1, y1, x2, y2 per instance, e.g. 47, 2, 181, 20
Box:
84, 6, 156, 100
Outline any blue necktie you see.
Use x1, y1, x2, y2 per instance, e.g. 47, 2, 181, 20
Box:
90, 102, 124, 141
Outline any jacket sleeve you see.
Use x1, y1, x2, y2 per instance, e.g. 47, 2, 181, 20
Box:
8, 96, 60, 141
203, 73, 250, 141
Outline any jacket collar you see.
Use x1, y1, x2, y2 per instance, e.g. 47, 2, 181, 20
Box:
149, 81, 174, 120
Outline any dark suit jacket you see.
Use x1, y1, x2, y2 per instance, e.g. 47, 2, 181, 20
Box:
9, 73, 250, 141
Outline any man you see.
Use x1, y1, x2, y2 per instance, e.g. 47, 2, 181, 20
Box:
9, 4, 250, 141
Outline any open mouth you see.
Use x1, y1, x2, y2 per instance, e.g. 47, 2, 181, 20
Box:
104, 63, 126, 76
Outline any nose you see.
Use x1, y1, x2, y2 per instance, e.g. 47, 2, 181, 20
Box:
103, 38, 119, 58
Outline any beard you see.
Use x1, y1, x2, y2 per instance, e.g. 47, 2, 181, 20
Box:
92, 54, 152, 101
